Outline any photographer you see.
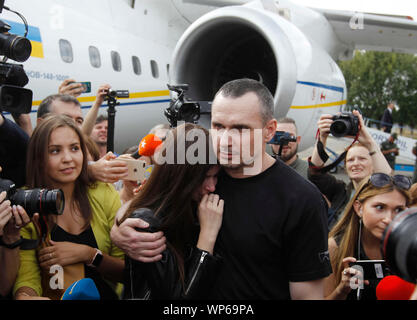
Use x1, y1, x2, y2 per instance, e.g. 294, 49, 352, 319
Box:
270, 117, 308, 180
13, 115, 125, 300
0, 113, 29, 188
309, 110, 392, 227
0, 166, 31, 298
89, 115, 108, 158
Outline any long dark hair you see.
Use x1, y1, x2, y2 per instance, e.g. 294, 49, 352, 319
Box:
26, 114, 95, 227
120, 123, 217, 285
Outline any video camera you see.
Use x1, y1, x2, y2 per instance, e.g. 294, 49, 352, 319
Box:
330, 112, 359, 138
382, 207, 417, 283
105, 89, 129, 100
0, 178, 64, 217
0, 3, 33, 115
165, 84, 201, 127
267, 131, 297, 146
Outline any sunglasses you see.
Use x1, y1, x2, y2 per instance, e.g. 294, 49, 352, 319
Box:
367, 173, 411, 190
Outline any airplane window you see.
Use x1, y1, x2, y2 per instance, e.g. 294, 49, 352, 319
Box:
151, 60, 159, 78
59, 39, 73, 63
111, 51, 122, 72
167, 64, 170, 77
89, 46, 101, 68
132, 56, 141, 75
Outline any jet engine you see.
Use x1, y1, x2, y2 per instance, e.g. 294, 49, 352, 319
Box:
170, 4, 346, 149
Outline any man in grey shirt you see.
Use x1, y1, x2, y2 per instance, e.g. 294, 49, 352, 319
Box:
270, 117, 308, 180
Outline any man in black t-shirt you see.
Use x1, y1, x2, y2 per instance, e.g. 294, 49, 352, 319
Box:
209, 79, 331, 299
110, 79, 332, 299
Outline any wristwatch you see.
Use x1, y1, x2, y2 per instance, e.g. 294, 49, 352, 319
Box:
88, 249, 103, 268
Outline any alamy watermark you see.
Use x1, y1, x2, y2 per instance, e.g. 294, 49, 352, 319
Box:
349, 12, 365, 30
153, 122, 265, 175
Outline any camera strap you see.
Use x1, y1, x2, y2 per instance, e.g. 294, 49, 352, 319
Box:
308, 128, 360, 174
19, 215, 50, 250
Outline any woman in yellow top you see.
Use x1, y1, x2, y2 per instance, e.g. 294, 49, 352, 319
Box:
14, 115, 124, 300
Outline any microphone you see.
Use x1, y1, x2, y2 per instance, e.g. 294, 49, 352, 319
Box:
61, 278, 100, 300
131, 134, 163, 159
376, 275, 415, 300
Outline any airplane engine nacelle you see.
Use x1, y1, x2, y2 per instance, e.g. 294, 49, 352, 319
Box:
170, 4, 346, 150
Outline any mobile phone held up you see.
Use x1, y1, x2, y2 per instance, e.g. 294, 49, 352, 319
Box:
349, 260, 390, 280
69, 81, 91, 93
117, 158, 153, 182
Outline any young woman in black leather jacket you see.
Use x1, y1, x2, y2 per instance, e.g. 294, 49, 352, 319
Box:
117, 123, 223, 299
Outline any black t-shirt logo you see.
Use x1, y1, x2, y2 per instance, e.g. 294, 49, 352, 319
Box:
319, 250, 330, 263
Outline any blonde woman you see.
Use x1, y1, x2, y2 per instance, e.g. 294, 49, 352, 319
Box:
324, 173, 411, 300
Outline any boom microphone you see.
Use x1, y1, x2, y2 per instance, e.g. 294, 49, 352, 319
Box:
131, 134, 163, 159
61, 278, 100, 300
376, 275, 415, 300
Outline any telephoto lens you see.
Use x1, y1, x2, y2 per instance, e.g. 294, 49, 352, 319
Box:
0, 179, 65, 217
382, 208, 417, 283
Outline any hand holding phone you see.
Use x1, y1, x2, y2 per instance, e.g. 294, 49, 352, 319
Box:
117, 158, 154, 182
349, 260, 389, 280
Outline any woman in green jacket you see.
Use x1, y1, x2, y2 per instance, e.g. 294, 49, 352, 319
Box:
14, 115, 124, 300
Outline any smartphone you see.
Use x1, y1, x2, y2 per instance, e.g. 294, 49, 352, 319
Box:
69, 81, 91, 93
349, 260, 389, 280
118, 158, 147, 182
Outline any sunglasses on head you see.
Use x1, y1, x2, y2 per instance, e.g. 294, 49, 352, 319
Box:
367, 173, 411, 190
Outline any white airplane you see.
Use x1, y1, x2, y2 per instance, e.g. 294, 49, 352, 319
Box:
2, 0, 417, 153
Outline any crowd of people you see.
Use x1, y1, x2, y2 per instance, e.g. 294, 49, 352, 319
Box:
1, 78, 417, 300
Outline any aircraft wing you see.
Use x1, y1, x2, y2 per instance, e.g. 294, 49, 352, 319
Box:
316, 9, 417, 54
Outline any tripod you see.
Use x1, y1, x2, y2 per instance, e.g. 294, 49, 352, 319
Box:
106, 95, 119, 153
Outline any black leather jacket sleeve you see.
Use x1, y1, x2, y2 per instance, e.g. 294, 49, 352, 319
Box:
124, 246, 222, 300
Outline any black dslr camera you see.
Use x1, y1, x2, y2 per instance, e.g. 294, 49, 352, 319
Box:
0, 7, 33, 115
330, 113, 359, 138
165, 84, 201, 127
0, 178, 65, 217
268, 131, 297, 146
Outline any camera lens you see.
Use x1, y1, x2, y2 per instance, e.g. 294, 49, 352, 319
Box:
382, 208, 417, 283
330, 119, 351, 137
11, 188, 65, 217
0, 33, 32, 62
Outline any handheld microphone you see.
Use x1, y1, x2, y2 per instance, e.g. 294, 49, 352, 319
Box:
61, 278, 100, 300
131, 134, 163, 159
376, 275, 415, 300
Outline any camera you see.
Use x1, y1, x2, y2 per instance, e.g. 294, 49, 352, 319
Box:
165, 84, 200, 127
382, 207, 417, 283
105, 89, 129, 100
0, 14, 33, 114
0, 178, 65, 217
330, 113, 359, 138
267, 131, 297, 146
